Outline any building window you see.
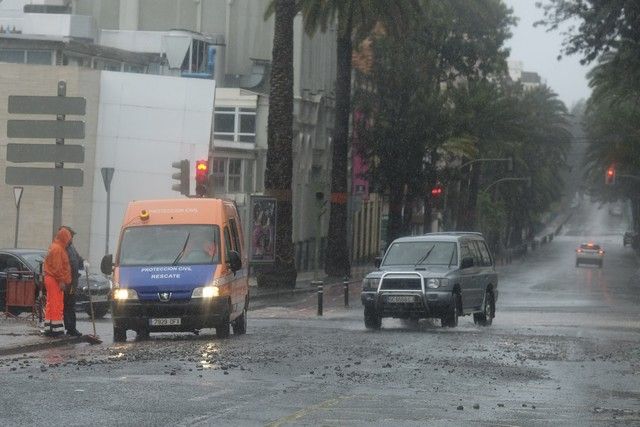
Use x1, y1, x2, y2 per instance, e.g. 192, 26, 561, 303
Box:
26, 50, 52, 65
214, 107, 235, 141
228, 159, 242, 192
0, 49, 25, 63
214, 107, 256, 143
210, 157, 253, 194
212, 158, 226, 193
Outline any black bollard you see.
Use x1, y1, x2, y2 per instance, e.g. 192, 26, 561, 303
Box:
314, 281, 323, 316
343, 280, 349, 307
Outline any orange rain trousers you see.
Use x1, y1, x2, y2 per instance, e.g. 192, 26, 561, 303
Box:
44, 275, 64, 324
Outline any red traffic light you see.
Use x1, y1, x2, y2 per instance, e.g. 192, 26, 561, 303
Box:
605, 165, 616, 185
195, 160, 208, 182
431, 185, 443, 198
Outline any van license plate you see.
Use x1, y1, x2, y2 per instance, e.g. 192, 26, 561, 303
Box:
387, 296, 415, 303
149, 318, 181, 326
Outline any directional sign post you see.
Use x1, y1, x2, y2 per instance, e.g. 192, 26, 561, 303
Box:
101, 167, 115, 255
13, 187, 23, 248
5, 81, 86, 237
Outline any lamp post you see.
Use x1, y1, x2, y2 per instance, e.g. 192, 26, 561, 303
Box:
314, 191, 327, 281
482, 177, 531, 193
13, 187, 23, 248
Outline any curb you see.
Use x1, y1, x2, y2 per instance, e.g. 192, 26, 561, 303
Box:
0, 335, 86, 357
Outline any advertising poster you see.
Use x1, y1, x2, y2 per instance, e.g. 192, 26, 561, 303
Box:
249, 196, 277, 263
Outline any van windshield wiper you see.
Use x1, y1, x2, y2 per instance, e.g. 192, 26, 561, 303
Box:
414, 246, 435, 266
172, 232, 191, 265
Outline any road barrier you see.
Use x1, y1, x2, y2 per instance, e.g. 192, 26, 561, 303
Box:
4, 271, 37, 319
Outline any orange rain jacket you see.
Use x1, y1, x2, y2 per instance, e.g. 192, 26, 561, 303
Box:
44, 227, 72, 285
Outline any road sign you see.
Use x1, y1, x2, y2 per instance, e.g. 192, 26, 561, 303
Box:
8, 95, 86, 115
101, 167, 114, 192
7, 143, 85, 163
5, 166, 84, 187
7, 120, 85, 139
13, 187, 23, 208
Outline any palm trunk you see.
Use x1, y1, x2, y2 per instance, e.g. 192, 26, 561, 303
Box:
256, 0, 297, 288
324, 17, 353, 277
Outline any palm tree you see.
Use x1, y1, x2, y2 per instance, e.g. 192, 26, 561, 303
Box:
298, 0, 418, 277
257, 0, 298, 288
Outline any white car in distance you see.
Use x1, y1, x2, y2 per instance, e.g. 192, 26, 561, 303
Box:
575, 242, 605, 268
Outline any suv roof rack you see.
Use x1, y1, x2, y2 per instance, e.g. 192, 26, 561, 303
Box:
422, 232, 483, 236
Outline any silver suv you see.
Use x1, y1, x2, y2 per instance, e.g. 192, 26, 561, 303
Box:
361, 232, 498, 329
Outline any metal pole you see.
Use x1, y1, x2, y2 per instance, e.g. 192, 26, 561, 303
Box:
314, 281, 323, 316
343, 279, 349, 307
314, 207, 320, 282
52, 81, 66, 238
14, 201, 20, 248
105, 185, 111, 254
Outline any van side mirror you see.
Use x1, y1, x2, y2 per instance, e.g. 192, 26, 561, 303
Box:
101, 254, 113, 275
227, 250, 242, 273
461, 257, 474, 269
374, 257, 382, 268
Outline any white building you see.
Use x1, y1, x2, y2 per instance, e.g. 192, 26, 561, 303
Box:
0, 0, 346, 272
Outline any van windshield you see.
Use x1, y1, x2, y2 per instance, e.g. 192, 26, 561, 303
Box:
383, 241, 457, 266
118, 225, 221, 266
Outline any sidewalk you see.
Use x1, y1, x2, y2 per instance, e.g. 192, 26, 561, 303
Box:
0, 264, 374, 357
249, 264, 371, 301
0, 316, 85, 357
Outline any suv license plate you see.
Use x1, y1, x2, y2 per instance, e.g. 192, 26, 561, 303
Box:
149, 318, 181, 326
387, 295, 415, 303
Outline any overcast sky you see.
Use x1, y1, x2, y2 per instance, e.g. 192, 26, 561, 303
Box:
503, 0, 592, 109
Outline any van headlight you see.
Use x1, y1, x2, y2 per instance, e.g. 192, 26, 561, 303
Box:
362, 278, 379, 291
192, 286, 220, 298
426, 278, 449, 289
113, 288, 139, 300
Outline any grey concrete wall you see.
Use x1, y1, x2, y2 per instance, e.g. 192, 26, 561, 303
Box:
0, 64, 101, 258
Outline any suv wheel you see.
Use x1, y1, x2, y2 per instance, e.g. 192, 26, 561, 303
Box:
441, 293, 460, 328
473, 291, 494, 326
364, 306, 382, 330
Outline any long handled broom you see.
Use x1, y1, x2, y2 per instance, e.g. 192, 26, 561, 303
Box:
83, 265, 102, 345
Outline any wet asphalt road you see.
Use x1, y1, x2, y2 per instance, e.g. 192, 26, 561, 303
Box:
1, 199, 640, 426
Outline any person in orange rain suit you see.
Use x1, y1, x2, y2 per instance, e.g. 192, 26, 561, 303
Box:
43, 227, 72, 337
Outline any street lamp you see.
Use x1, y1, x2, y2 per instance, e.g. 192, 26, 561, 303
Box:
459, 157, 513, 172
482, 177, 531, 193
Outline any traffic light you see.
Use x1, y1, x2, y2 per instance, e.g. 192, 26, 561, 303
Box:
605, 165, 616, 185
171, 159, 189, 196
195, 159, 209, 197
431, 184, 443, 198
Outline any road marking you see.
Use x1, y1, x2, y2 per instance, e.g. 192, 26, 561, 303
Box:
266, 395, 348, 427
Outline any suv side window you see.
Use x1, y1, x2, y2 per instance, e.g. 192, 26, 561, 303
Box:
468, 241, 483, 267
459, 241, 474, 266
475, 240, 493, 266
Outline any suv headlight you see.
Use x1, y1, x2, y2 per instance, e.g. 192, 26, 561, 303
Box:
113, 288, 139, 301
426, 278, 449, 289
192, 286, 220, 298
362, 278, 379, 291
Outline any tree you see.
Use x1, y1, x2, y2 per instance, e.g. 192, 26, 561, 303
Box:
257, 0, 297, 288
538, 0, 640, 64
354, 0, 514, 243
298, 0, 418, 277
